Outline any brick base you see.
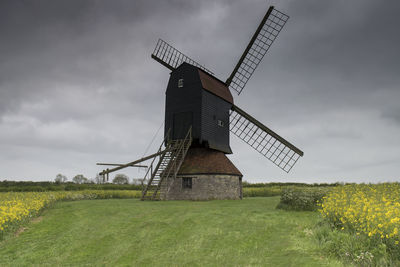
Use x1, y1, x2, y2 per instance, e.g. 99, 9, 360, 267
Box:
162, 174, 242, 200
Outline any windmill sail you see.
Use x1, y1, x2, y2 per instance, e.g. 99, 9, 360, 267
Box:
226, 6, 289, 95
230, 105, 303, 173
151, 39, 214, 75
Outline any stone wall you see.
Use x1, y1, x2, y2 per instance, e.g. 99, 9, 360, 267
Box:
162, 174, 242, 200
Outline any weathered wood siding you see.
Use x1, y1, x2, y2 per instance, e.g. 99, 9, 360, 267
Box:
165, 63, 232, 153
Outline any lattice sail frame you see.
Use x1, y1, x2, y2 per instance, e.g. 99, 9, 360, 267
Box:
226, 7, 289, 95
151, 39, 214, 75
230, 105, 303, 173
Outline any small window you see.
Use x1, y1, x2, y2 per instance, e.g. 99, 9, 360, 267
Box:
182, 177, 192, 189
178, 79, 184, 88
217, 120, 224, 127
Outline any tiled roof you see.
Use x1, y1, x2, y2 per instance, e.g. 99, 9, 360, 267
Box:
178, 147, 242, 176
198, 69, 234, 104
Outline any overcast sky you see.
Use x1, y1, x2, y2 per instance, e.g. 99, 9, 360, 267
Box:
1, 0, 399, 183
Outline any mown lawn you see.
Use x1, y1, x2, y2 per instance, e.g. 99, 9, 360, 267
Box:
0, 197, 342, 266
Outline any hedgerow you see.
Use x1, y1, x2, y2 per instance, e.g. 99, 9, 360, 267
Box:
276, 187, 331, 211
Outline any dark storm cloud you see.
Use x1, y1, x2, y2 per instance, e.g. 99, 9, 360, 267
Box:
0, 0, 399, 181
267, 3, 398, 94
277, 0, 400, 116
0, 0, 208, 117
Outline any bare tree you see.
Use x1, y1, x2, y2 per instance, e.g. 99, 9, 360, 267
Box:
94, 173, 105, 184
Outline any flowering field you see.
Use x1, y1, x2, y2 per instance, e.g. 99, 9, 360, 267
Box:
319, 183, 400, 263
243, 186, 282, 197
0, 190, 140, 236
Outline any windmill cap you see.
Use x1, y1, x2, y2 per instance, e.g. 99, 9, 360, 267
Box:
198, 68, 234, 104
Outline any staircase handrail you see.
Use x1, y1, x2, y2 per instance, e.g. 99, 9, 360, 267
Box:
141, 129, 171, 188
143, 127, 192, 200
160, 127, 192, 197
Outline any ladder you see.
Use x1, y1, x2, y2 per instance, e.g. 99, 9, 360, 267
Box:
141, 127, 192, 200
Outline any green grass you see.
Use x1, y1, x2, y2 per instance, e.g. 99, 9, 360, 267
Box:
0, 197, 342, 266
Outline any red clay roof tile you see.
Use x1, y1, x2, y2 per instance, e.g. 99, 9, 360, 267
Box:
198, 69, 234, 104
178, 147, 242, 176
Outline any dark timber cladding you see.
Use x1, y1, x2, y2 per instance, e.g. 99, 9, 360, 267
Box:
165, 63, 233, 154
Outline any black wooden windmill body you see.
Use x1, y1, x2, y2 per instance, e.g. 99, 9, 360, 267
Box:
98, 6, 303, 200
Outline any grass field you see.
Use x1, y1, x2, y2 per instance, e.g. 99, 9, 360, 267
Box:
0, 197, 342, 266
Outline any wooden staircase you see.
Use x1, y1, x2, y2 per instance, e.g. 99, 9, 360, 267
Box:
141, 127, 192, 200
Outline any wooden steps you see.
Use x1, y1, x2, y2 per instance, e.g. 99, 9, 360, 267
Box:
141, 128, 192, 200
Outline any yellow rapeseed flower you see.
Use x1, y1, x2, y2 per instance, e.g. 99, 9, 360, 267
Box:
0, 190, 140, 234
318, 183, 400, 246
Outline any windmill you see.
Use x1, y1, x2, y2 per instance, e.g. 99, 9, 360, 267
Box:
98, 6, 303, 200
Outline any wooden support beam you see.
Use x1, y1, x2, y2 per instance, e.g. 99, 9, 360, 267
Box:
96, 163, 147, 168
98, 148, 171, 176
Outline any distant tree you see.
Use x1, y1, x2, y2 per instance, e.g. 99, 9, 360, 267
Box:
54, 174, 68, 184
72, 174, 89, 184
94, 173, 105, 184
112, 174, 129, 185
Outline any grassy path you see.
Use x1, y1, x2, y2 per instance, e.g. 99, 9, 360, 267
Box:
0, 197, 342, 266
